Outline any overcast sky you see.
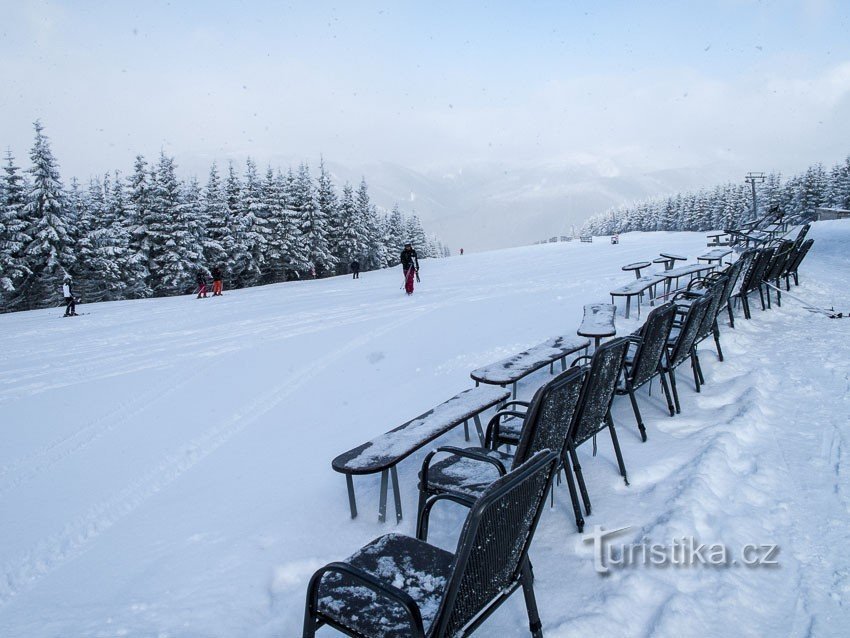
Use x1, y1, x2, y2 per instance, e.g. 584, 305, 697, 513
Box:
2, 0, 849, 188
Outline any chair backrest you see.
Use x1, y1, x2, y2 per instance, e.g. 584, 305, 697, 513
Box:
433, 450, 558, 638
764, 240, 794, 282
791, 223, 811, 252
628, 302, 677, 390
695, 274, 729, 341
512, 366, 585, 468
667, 294, 711, 368
569, 337, 630, 447
741, 246, 775, 294
786, 238, 814, 274
728, 249, 756, 297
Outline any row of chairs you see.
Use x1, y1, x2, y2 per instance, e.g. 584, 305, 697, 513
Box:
302, 228, 816, 637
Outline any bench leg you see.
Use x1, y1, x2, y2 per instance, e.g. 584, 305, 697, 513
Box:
624, 296, 631, 319
390, 465, 403, 524
345, 474, 358, 519
378, 469, 389, 523
463, 419, 470, 442
511, 382, 517, 400
473, 414, 485, 446
561, 356, 567, 371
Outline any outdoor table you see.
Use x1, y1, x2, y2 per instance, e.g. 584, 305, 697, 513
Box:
577, 303, 617, 349
657, 252, 687, 270
622, 261, 652, 279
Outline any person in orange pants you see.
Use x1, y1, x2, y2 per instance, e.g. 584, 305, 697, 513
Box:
211, 266, 223, 296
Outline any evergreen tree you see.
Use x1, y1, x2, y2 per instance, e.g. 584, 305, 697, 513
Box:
0, 150, 31, 310
293, 163, 334, 277
20, 121, 74, 309
127, 155, 153, 297
201, 162, 230, 273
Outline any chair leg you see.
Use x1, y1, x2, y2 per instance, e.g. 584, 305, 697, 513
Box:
561, 451, 585, 532
626, 382, 647, 442
668, 366, 682, 413
759, 285, 768, 310
693, 347, 705, 387
520, 560, 544, 638
569, 446, 592, 515
659, 370, 675, 416
741, 293, 751, 320
713, 324, 724, 361
607, 412, 629, 486
416, 488, 428, 530
727, 301, 735, 328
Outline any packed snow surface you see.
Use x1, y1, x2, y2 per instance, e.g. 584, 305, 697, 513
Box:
1, 223, 849, 637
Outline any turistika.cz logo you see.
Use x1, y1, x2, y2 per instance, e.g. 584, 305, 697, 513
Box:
581, 525, 780, 574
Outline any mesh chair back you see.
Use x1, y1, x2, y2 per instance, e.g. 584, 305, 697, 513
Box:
741, 247, 775, 294
786, 238, 814, 275
570, 337, 630, 447
695, 274, 728, 341
628, 302, 677, 390
729, 249, 756, 297
764, 240, 794, 282
668, 295, 711, 369
791, 224, 811, 252
433, 450, 558, 638
513, 367, 585, 467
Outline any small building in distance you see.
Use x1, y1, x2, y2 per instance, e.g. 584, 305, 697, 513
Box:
816, 207, 850, 221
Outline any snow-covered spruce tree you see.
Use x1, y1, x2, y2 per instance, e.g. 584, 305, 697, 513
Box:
262, 167, 302, 282
385, 204, 406, 265
126, 155, 153, 297
355, 179, 387, 269
228, 157, 267, 288
0, 150, 32, 311
335, 182, 367, 271
201, 162, 230, 274
20, 121, 75, 309
108, 170, 147, 299
293, 162, 334, 277
405, 213, 427, 253
829, 156, 850, 209
146, 152, 201, 295
316, 158, 344, 274
74, 175, 128, 302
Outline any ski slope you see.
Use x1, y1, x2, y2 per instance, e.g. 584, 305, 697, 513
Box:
1, 223, 849, 637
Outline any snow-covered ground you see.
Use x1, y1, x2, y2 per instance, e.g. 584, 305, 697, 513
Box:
1, 223, 849, 637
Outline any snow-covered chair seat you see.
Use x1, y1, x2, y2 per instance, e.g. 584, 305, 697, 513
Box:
470, 335, 589, 400
615, 302, 678, 442
562, 337, 631, 532
304, 451, 559, 638
418, 367, 585, 521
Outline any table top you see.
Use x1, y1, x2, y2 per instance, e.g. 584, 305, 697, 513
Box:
622, 261, 651, 271
577, 303, 617, 338
659, 252, 687, 261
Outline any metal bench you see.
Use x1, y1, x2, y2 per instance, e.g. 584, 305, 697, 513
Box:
331, 385, 510, 522
697, 247, 732, 266
609, 274, 665, 318
660, 263, 715, 297
470, 335, 589, 400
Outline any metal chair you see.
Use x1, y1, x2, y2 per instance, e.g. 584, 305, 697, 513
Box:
303, 450, 559, 638
615, 302, 678, 442
662, 294, 711, 413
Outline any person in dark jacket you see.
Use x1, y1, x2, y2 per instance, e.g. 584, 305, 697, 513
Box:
62, 276, 77, 316
196, 271, 208, 298
350, 260, 360, 279
400, 243, 419, 295
211, 266, 223, 296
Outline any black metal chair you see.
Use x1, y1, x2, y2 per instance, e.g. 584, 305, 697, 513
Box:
662, 294, 711, 414
303, 450, 559, 638
782, 238, 814, 289
615, 302, 678, 442
674, 273, 728, 389
761, 240, 795, 308
561, 337, 631, 532
732, 246, 775, 320
418, 366, 585, 524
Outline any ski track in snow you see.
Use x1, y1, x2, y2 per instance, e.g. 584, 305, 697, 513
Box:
0, 285, 474, 608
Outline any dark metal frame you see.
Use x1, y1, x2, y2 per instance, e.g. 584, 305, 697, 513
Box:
662, 294, 711, 414
303, 451, 559, 638
615, 302, 678, 442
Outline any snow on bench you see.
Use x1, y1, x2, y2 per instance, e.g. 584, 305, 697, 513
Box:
470, 335, 590, 399
331, 385, 510, 522
610, 274, 665, 318
577, 303, 617, 348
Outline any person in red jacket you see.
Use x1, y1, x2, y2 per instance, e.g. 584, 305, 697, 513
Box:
400, 243, 419, 295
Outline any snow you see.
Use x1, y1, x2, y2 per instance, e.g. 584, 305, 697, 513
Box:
1, 223, 849, 636
469, 335, 589, 384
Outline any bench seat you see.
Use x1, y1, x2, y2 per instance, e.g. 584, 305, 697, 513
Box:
332, 385, 510, 522
577, 303, 616, 347
698, 247, 732, 263
470, 335, 589, 398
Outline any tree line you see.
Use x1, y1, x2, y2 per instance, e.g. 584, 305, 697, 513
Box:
581, 156, 850, 236
0, 121, 449, 312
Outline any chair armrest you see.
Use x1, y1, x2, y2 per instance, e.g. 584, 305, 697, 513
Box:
485, 410, 528, 447
570, 354, 593, 367
307, 562, 426, 637
417, 493, 478, 542
500, 400, 530, 410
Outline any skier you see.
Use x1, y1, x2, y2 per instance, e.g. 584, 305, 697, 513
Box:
460, 248, 464, 255
62, 275, 78, 316
196, 271, 208, 299
400, 242, 419, 295
211, 266, 223, 296
350, 259, 360, 279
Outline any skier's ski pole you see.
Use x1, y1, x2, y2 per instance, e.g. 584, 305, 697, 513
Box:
762, 281, 845, 318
